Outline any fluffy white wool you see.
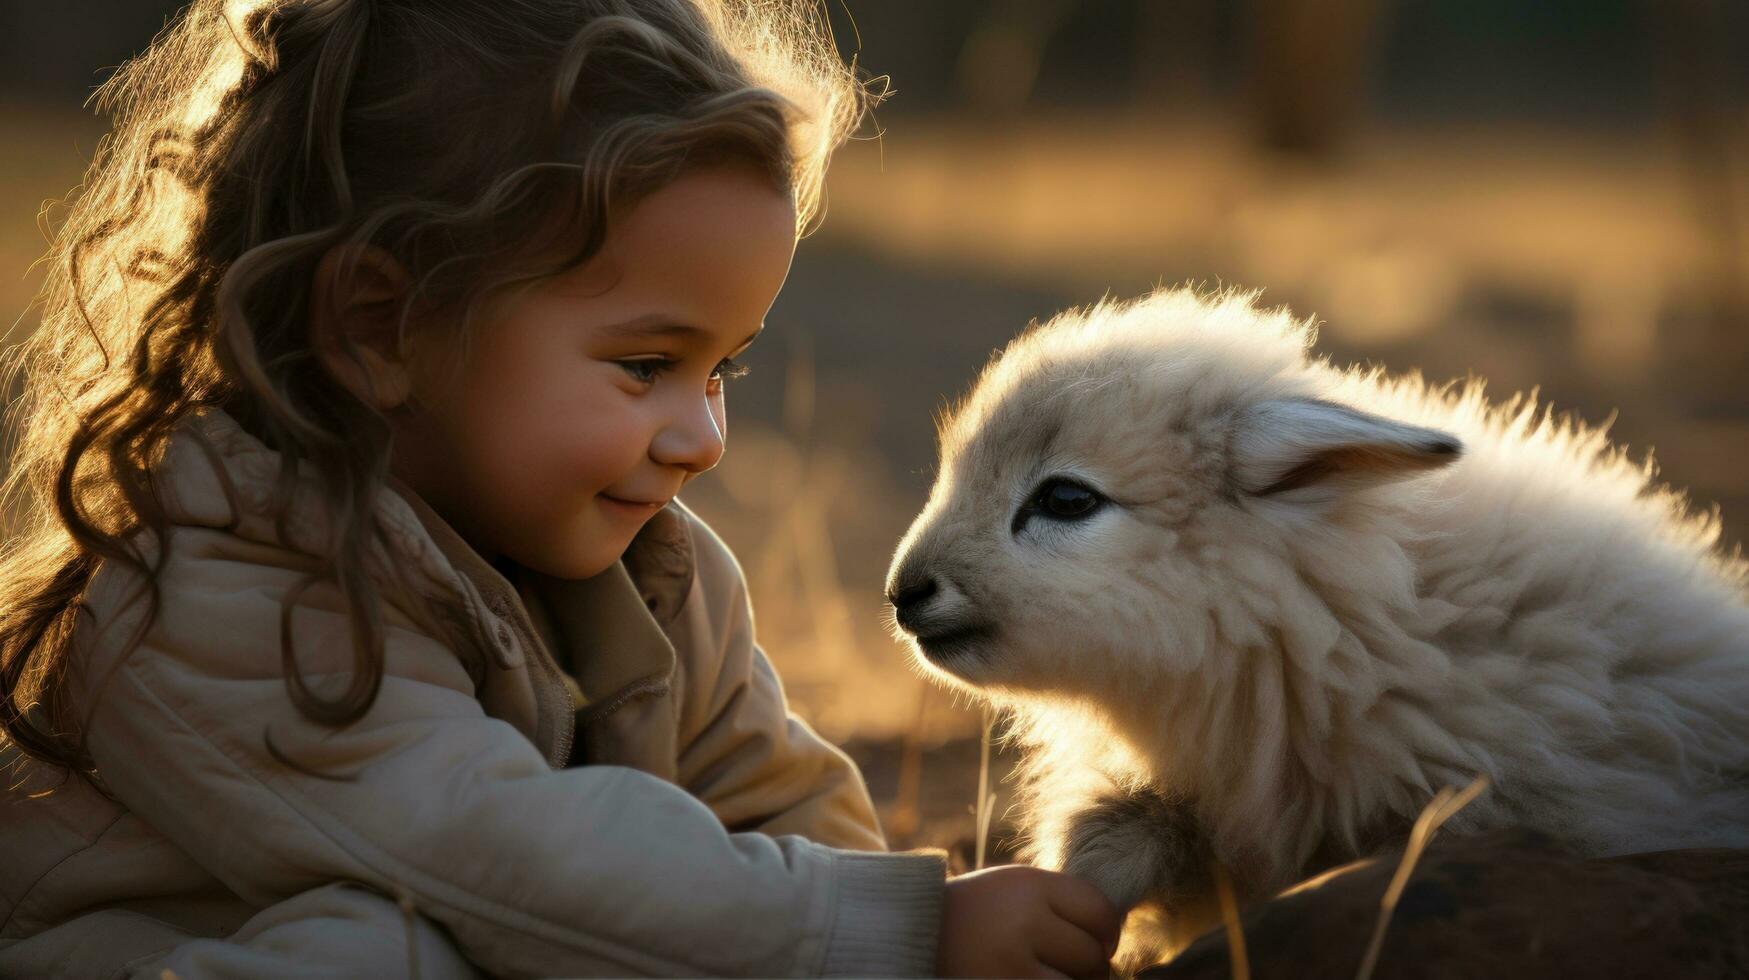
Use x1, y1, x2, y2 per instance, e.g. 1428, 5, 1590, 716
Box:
888, 286, 1749, 899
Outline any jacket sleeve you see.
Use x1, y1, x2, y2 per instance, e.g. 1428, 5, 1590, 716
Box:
671, 516, 891, 853
73, 535, 943, 979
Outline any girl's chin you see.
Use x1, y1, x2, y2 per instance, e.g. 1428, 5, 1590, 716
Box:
507, 518, 643, 582
520, 545, 625, 582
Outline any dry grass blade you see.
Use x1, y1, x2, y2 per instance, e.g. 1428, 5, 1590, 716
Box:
975, 787, 997, 871
974, 707, 995, 870
1212, 859, 1251, 980
1353, 774, 1492, 980
397, 884, 422, 980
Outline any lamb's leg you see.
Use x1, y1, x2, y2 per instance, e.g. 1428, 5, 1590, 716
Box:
1060, 787, 1211, 913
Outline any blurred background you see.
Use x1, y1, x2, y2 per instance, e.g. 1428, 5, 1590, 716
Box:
4, 1, 1746, 863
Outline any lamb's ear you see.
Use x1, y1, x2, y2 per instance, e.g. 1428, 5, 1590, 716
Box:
1230, 398, 1462, 499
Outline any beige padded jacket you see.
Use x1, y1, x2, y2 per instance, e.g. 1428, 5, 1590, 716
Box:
0, 409, 945, 978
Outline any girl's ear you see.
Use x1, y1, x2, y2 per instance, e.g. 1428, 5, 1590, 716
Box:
310, 245, 417, 411
1229, 398, 1462, 503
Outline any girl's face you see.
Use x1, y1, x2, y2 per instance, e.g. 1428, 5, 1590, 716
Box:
392, 165, 798, 579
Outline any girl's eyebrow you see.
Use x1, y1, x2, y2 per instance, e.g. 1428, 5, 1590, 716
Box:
598, 314, 761, 349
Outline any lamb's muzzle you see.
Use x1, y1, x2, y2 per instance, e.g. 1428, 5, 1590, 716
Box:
885, 558, 999, 667
885, 575, 937, 631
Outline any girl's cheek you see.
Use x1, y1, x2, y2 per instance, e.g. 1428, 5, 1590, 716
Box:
581, 405, 656, 467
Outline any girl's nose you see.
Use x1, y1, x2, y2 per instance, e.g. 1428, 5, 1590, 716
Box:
651, 395, 725, 474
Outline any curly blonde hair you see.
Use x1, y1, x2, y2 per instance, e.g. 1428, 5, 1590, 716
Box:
0, 0, 877, 773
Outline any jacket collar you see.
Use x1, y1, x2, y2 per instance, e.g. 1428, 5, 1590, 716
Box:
392, 478, 689, 710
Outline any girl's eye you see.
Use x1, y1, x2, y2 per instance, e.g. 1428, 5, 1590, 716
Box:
617, 356, 751, 388
618, 358, 672, 385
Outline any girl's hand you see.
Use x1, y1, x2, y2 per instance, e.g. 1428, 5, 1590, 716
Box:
935, 864, 1122, 979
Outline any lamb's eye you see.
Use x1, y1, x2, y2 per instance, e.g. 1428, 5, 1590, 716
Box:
1011, 478, 1106, 535
1039, 480, 1101, 518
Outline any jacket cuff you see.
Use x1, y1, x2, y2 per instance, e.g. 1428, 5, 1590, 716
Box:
820, 849, 947, 977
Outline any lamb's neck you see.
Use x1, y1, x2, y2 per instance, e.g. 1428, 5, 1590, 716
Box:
1107, 608, 1473, 880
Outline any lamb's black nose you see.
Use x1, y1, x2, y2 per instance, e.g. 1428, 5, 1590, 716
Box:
886, 577, 938, 632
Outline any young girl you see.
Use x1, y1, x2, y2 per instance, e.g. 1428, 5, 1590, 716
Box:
0, 1, 1120, 977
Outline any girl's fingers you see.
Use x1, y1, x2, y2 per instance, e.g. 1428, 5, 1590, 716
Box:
1044, 875, 1123, 949
1032, 916, 1114, 980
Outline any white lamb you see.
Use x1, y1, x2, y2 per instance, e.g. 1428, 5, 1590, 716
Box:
885, 287, 1749, 944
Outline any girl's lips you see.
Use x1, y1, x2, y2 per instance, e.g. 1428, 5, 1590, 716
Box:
597, 493, 667, 517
